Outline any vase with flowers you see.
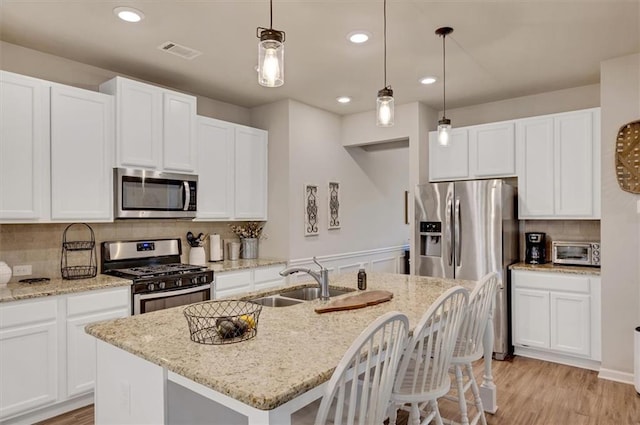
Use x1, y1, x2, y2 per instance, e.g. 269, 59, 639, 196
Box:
229, 222, 265, 259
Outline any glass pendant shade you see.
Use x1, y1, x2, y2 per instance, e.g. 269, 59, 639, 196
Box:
257, 29, 284, 87
377, 87, 394, 127
437, 118, 452, 146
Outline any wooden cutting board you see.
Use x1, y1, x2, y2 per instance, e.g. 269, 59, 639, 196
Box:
314, 290, 393, 314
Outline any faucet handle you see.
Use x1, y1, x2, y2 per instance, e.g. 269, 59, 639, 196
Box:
312, 256, 326, 270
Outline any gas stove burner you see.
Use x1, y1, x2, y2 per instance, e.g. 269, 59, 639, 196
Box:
114, 263, 206, 278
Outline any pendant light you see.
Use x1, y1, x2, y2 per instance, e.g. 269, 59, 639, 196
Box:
436, 26, 453, 146
376, 0, 393, 127
257, 0, 285, 87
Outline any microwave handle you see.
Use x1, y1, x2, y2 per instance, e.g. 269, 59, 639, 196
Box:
183, 181, 191, 211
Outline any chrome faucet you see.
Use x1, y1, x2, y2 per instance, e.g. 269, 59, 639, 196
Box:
280, 257, 330, 300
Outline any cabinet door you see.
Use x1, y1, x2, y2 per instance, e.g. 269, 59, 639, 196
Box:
253, 265, 285, 292
429, 129, 469, 181
196, 117, 235, 219
214, 270, 253, 299
516, 117, 555, 218
66, 308, 129, 397
112, 78, 162, 169
469, 122, 516, 177
50, 85, 114, 221
554, 110, 595, 217
550, 292, 591, 357
0, 71, 49, 221
234, 126, 268, 219
0, 300, 58, 419
513, 288, 550, 349
163, 91, 197, 173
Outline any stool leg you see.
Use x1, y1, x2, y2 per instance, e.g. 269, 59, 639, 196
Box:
388, 403, 399, 425
410, 402, 421, 425
466, 362, 487, 425
454, 364, 470, 425
432, 400, 444, 425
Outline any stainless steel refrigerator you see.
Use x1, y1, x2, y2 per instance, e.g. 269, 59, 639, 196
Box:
415, 179, 518, 360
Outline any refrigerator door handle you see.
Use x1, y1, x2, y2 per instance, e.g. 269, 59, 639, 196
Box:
446, 197, 453, 266
455, 197, 461, 267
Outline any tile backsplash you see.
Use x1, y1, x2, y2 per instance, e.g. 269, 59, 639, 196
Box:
520, 219, 601, 261
0, 221, 248, 282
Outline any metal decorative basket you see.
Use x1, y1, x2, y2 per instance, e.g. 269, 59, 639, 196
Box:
184, 300, 262, 345
60, 223, 97, 280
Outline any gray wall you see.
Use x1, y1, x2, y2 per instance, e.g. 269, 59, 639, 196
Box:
600, 53, 640, 376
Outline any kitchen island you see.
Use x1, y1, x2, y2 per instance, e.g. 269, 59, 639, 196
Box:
86, 272, 496, 424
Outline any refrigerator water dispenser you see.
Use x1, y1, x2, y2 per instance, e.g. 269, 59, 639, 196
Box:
419, 221, 442, 257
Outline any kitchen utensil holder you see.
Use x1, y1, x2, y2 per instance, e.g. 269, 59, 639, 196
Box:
61, 223, 97, 280
184, 300, 262, 345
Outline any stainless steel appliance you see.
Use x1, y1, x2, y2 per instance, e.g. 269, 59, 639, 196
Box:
525, 232, 547, 264
552, 241, 600, 267
101, 238, 213, 315
415, 179, 518, 360
114, 168, 198, 219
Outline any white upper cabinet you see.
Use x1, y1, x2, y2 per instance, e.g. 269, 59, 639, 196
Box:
196, 116, 235, 219
517, 108, 600, 219
0, 71, 49, 221
429, 129, 469, 180
234, 125, 268, 220
100, 76, 197, 173
0, 71, 114, 223
429, 121, 516, 182
469, 121, 516, 177
196, 117, 268, 221
50, 84, 114, 221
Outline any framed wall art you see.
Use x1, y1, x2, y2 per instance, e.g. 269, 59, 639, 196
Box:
304, 183, 319, 236
328, 181, 341, 230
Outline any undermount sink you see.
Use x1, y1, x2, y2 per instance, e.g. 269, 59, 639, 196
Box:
250, 296, 303, 308
278, 287, 355, 301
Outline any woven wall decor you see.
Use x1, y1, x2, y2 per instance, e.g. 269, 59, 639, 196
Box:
615, 120, 640, 193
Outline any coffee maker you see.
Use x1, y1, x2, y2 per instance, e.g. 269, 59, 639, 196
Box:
525, 232, 546, 264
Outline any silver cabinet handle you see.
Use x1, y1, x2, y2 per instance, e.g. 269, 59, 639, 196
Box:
455, 197, 461, 267
446, 197, 453, 266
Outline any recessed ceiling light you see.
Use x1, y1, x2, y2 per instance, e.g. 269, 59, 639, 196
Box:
419, 76, 437, 85
114, 7, 144, 23
348, 31, 370, 44
336, 96, 352, 104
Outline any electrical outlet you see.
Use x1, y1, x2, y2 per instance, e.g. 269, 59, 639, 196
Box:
13, 265, 32, 276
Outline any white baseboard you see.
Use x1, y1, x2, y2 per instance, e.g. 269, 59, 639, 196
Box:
598, 367, 636, 386
1, 393, 93, 425
514, 346, 601, 371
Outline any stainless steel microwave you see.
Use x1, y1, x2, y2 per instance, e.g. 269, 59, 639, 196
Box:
115, 168, 197, 219
552, 241, 600, 267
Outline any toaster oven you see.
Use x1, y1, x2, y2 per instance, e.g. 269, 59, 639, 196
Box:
552, 241, 600, 267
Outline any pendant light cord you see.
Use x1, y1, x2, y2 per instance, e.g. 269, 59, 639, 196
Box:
383, 0, 387, 88
442, 32, 446, 118
269, 0, 273, 29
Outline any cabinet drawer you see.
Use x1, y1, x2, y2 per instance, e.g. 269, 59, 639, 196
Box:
67, 287, 130, 317
512, 271, 590, 293
0, 298, 58, 329
254, 265, 284, 283
215, 270, 252, 290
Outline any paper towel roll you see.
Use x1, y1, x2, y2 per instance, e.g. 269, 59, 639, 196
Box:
209, 234, 223, 262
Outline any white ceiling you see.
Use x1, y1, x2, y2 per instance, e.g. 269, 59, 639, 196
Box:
1, 1, 638, 115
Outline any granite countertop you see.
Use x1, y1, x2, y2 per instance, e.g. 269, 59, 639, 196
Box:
207, 257, 286, 273
86, 272, 476, 411
0, 258, 287, 303
0, 274, 132, 303
510, 262, 601, 276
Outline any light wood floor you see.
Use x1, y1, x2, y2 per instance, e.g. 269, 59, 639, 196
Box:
37, 356, 640, 425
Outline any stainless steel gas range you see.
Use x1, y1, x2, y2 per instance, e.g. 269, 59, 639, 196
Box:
101, 238, 213, 315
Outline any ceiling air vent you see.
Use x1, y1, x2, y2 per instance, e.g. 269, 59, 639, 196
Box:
157, 41, 202, 60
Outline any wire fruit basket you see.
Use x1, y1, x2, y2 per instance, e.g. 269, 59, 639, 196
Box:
60, 223, 97, 280
184, 300, 262, 345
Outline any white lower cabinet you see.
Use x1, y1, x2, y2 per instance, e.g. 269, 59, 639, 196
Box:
0, 299, 58, 419
512, 270, 601, 369
0, 286, 130, 422
214, 265, 285, 299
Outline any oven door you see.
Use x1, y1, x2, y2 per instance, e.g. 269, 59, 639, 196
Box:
133, 284, 210, 315
552, 243, 591, 266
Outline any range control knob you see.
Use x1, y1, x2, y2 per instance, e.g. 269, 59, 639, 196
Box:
158, 281, 166, 290
190, 276, 199, 285
175, 278, 183, 287
147, 282, 156, 291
